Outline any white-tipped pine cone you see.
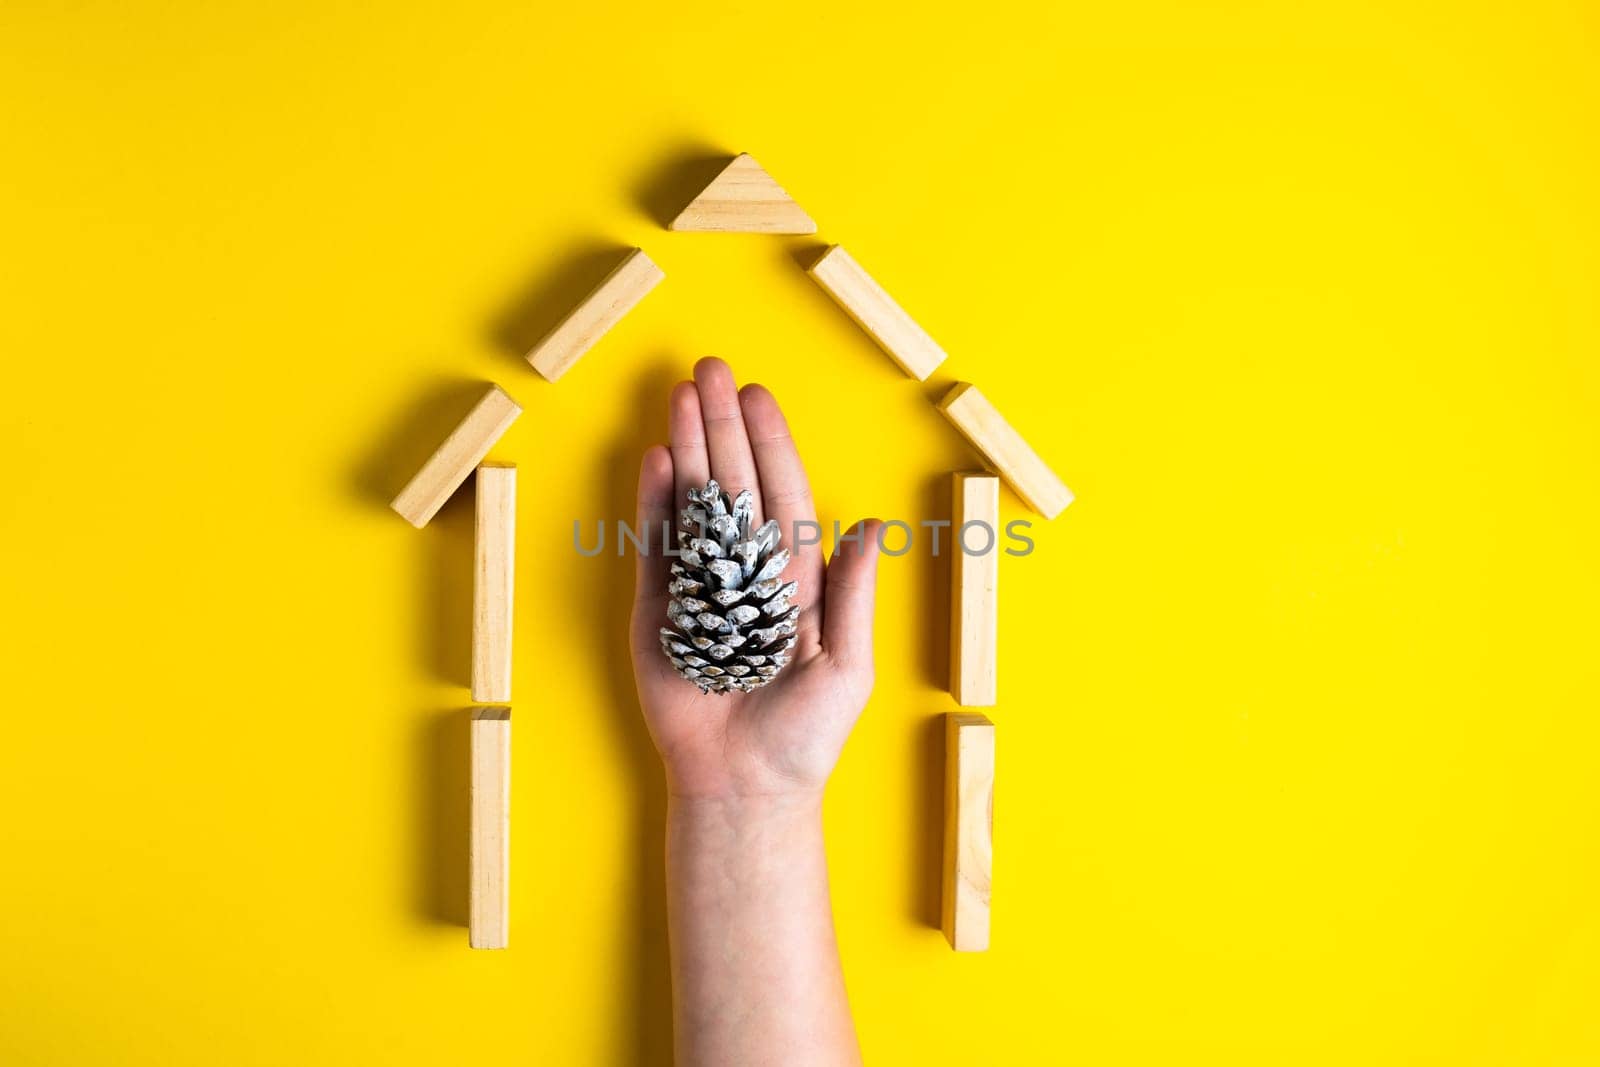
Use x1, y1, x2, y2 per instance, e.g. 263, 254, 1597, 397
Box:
659, 480, 800, 693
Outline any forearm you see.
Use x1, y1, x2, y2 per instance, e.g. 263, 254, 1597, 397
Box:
665, 792, 862, 1067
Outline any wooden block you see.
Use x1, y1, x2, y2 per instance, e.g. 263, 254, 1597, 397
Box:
668, 153, 817, 234
950, 473, 999, 706
806, 245, 947, 380
471, 465, 516, 704
390, 385, 522, 528
937, 383, 1074, 519
470, 707, 511, 950
526, 248, 664, 382
943, 713, 995, 952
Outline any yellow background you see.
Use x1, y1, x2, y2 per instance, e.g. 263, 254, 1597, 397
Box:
2, 2, 1598, 1063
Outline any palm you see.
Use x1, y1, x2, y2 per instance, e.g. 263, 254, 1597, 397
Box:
627, 360, 880, 799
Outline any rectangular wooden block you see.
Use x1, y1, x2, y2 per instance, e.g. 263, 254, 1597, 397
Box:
526, 248, 664, 382
937, 383, 1074, 519
471, 464, 516, 704
390, 384, 522, 529
951, 472, 999, 706
943, 713, 995, 952
470, 707, 511, 950
806, 245, 947, 380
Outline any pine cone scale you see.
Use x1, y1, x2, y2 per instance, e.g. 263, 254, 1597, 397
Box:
659, 479, 801, 693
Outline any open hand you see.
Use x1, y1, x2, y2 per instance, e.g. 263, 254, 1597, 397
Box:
629, 358, 882, 799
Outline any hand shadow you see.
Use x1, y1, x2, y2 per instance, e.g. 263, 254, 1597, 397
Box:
584, 355, 685, 1064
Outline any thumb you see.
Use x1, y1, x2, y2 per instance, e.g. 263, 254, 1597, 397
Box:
822, 519, 883, 668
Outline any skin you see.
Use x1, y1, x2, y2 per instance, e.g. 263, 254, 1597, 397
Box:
629, 357, 882, 1067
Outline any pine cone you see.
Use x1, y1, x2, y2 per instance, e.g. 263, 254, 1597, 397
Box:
659, 480, 800, 693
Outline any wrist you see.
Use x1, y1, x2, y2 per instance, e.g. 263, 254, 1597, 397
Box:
666, 791, 829, 906
668, 788, 824, 827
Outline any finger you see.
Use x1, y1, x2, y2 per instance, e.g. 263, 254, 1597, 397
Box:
668, 380, 709, 506
631, 445, 675, 657
739, 382, 825, 631
821, 519, 883, 669
693, 357, 762, 524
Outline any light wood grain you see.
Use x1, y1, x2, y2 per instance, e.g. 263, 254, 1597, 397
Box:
807, 245, 947, 380
668, 153, 817, 234
525, 248, 664, 381
937, 383, 1074, 519
471, 465, 516, 704
470, 707, 511, 950
390, 385, 522, 528
951, 473, 999, 706
943, 712, 994, 952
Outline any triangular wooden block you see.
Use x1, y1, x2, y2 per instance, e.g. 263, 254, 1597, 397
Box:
668, 153, 817, 234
